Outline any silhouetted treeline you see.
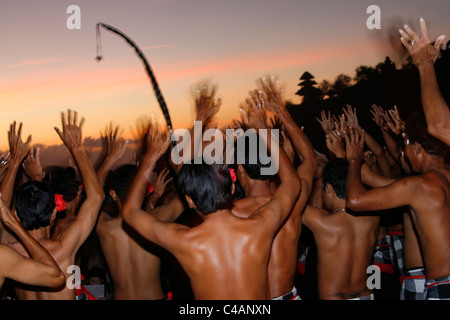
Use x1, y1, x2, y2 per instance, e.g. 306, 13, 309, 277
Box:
287, 43, 450, 155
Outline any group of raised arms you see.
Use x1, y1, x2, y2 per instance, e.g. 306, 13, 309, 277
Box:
0, 18, 448, 301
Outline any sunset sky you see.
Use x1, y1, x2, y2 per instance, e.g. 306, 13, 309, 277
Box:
1, 0, 450, 151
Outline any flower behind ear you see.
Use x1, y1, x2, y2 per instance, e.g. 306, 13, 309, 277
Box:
229, 168, 236, 182
54, 194, 66, 212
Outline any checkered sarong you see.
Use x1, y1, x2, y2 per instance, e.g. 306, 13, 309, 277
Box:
348, 293, 374, 300
372, 235, 395, 273
400, 267, 426, 300
389, 230, 404, 275
425, 275, 450, 300
272, 286, 301, 300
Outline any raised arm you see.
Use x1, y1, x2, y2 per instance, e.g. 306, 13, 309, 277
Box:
54, 110, 104, 252
22, 147, 43, 182
344, 105, 393, 178
399, 18, 450, 145
96, 123, 127, 186
241, 87, 301, 230
0, 198, 65, 289
121, 125, 186, 249
250, 135, 301, 231
0, 122, 32, 207
143, 168, 173, 211
260, 76, 316, 201
345, 128, 415, 212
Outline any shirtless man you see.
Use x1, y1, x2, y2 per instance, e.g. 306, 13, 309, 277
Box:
232, 78, 316, 300
121, 120, 300, 299
4, 110, 104, 299
0, 198, 65, 290
399, 18, 450, 146
302, 152, 379, 300
345, 118, 450, 300
95, 127, 183, 299
20, 148, 83, 240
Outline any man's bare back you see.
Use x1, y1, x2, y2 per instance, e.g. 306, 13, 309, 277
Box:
303, 206, 379, 299
96, 212, 166, 300
10, 236, 74, 300
404, 169, 450, 280
168, 209, 277, 299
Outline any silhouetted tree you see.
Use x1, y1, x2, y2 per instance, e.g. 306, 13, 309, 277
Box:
332, 74, 352, 98
296, 71, 322, 104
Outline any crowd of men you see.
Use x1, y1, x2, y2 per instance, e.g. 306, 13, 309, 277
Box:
0, 18, 448, 301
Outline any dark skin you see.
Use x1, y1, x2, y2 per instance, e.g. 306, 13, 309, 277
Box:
346, 127, 450, 281
361, 164, 424, 270
6, 110, 104, 299
0, 199, 65, 290
122, 123, 301, 299
95, 129, 183, 300
302, 129, 380, 300
399, 18, 449, 146
233, 77, 316, 299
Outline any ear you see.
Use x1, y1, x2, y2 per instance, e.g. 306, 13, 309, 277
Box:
50, 207, 57, 223
231, 182, 235, 195
414, 142, 422, 155
109, 189, 118, 202
185, 195, 197, 209
325, 183, 334, 195
237, 164, 246, 176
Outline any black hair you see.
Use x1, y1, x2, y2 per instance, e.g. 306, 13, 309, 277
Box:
103, 164, 139, 217
405, 111, 449, 158
322, 158, 349, 200
177, 158, 234, 215
86, 266, 106, 283
235, 130, 273, 181
15, 181, 55, 231
47, 166, 81, 202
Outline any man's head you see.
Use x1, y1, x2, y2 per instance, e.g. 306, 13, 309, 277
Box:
321, 158, 349, 210
177, 159, 234, 215
103, 164, 139, 217
15, 181, 57, 231
47, 166, 81, 203
404, 111, 449, 171
235, 132, 273, 182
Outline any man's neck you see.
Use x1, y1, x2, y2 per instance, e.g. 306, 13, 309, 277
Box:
29, 227, 50, 241
329, 199, 347, 214
421, 154, 446, 173
245, 179, 272, 198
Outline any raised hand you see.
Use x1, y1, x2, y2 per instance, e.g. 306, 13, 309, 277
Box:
383, 105, 405, 135
370, 104, 386, 128
195, 84, 222, 126
0, 195, 20, 230
399, 18, 446, 66
316, 110, 336, 134
8, 121, 32, 162
241, 89, 267, 130
344, 127, 365, 163
54, 109, 85, 151
103, 123, 127, 161
147, 168, 173, 207
258, 76, 285, 115
342, 105, 360, 131
326, 130, 346, 159
145, 123, 171, 160
22, 147, 43, 181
